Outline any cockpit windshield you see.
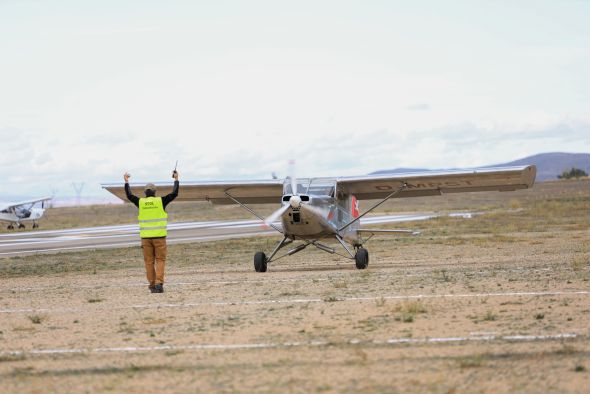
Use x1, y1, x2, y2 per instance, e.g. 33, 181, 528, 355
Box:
282, 178, 336, 197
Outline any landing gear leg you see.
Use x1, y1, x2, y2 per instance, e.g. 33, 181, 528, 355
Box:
253, 236, 292, 273
355, 247, 369, 269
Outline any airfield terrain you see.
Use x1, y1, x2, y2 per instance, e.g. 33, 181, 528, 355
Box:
0, 180, 589, 393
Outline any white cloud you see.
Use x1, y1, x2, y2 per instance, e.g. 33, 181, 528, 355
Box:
1, 2, 589, 200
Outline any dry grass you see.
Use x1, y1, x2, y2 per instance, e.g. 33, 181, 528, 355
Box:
0, 179, 589, 393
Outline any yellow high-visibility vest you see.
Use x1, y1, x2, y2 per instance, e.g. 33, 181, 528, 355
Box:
138, 197, 168, 238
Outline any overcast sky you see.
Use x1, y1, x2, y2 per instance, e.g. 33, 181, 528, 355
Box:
1, 0, 589, 199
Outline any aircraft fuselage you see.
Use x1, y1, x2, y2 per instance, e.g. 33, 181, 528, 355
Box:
279, 193, 361, 244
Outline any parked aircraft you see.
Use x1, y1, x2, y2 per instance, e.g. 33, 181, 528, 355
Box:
102, 165, 536, 272
0, 197, 52, 230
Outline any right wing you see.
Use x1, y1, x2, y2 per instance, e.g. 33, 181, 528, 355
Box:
101, 180, 284, 204
337, 165, 536, 200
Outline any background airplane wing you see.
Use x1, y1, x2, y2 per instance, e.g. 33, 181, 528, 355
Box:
102, 180, 284, 204
337, 165, 536, 200
0, 197, 52, 211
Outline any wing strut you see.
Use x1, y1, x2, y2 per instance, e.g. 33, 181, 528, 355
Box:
338, 182, 407, 232
223, 191, 283, 234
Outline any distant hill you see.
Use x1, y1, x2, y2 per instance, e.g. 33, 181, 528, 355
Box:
371, 152, 590, 181
491, 152, 590, 181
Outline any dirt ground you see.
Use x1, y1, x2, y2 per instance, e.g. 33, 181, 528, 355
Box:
1, 180, 589, 393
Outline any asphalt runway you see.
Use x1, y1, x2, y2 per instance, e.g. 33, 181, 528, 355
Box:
0, 213, 464, 257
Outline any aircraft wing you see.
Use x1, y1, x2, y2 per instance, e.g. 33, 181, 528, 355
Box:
0, 196, 52, 211
336, 165, 536, 200
102, 180, 284, 204
102, 165, 535, 204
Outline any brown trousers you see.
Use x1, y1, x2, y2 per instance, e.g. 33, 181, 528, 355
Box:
141, 238, 167, 286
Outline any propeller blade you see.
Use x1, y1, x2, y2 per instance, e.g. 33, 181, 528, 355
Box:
299, 202, 323, 217
291, 176, 298, 196
264, 204, 290, 226
288, 159, 297, 195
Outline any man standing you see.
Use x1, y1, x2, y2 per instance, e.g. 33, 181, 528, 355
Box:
124, 170, 179, 293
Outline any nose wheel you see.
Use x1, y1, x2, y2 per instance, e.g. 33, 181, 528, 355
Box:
355, 247, 369, 269
254, 252, 268, 272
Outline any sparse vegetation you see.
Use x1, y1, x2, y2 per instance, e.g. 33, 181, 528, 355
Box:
482, 311, 497, 321
558, 168, 588, 180
433, 269, 450, 282
375, 297, 386, 307
394, 300, 427, 323
571, 256, 587, 272
458, 355, 484, 369
0, 354, 25, 363
27, 315, 45, 324
332, 280, 347, 289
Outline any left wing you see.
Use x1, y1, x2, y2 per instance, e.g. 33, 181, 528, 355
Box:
102, 180, 283, 204
0, 197, 52, 212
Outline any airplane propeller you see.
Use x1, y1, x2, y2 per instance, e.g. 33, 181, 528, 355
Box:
263, 161, 302, 226
264, 203, 290, 226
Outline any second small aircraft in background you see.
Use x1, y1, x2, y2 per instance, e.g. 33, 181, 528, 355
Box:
103, 165, 536, 272
0, 197, 52, 230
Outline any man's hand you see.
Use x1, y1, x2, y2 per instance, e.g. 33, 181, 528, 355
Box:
172, 170, 179, 181
124, 172, 130, 183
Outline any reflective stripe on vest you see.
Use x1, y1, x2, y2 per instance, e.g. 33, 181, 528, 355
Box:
138, 197, 168, 238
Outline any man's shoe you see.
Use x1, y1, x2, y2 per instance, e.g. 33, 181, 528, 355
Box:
149, 285, 157, 293
154, 284, 164, 293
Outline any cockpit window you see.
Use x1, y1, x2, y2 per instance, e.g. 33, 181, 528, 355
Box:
283, 178, 336, 196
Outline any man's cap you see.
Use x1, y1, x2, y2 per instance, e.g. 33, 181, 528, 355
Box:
145, 183, 157, 191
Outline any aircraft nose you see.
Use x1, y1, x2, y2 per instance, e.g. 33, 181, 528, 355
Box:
289, 195, 301, 208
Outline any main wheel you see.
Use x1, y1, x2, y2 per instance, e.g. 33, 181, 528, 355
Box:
7, 225, 14, 230
254, 252, 268, 272
33, 223, 39, 229
355, 248, 369, 269
18, 224, 25, 229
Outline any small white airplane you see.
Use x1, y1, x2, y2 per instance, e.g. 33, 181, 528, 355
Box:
0, 197, 52, 230
103, 165, 536, 271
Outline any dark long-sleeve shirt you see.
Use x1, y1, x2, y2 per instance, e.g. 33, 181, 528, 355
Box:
125, 181, 179, 209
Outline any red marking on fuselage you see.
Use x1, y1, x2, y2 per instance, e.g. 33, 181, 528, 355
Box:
351, 195, 360, 218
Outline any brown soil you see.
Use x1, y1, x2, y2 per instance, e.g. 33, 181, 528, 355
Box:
0, 180, 589, 393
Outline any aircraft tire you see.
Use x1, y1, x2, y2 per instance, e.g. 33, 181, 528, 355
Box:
355, 248, 369, 269
254, 252, 267, 272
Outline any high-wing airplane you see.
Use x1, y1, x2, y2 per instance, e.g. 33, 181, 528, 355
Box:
102, 165, 536, 272
0, 197, 52, 230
